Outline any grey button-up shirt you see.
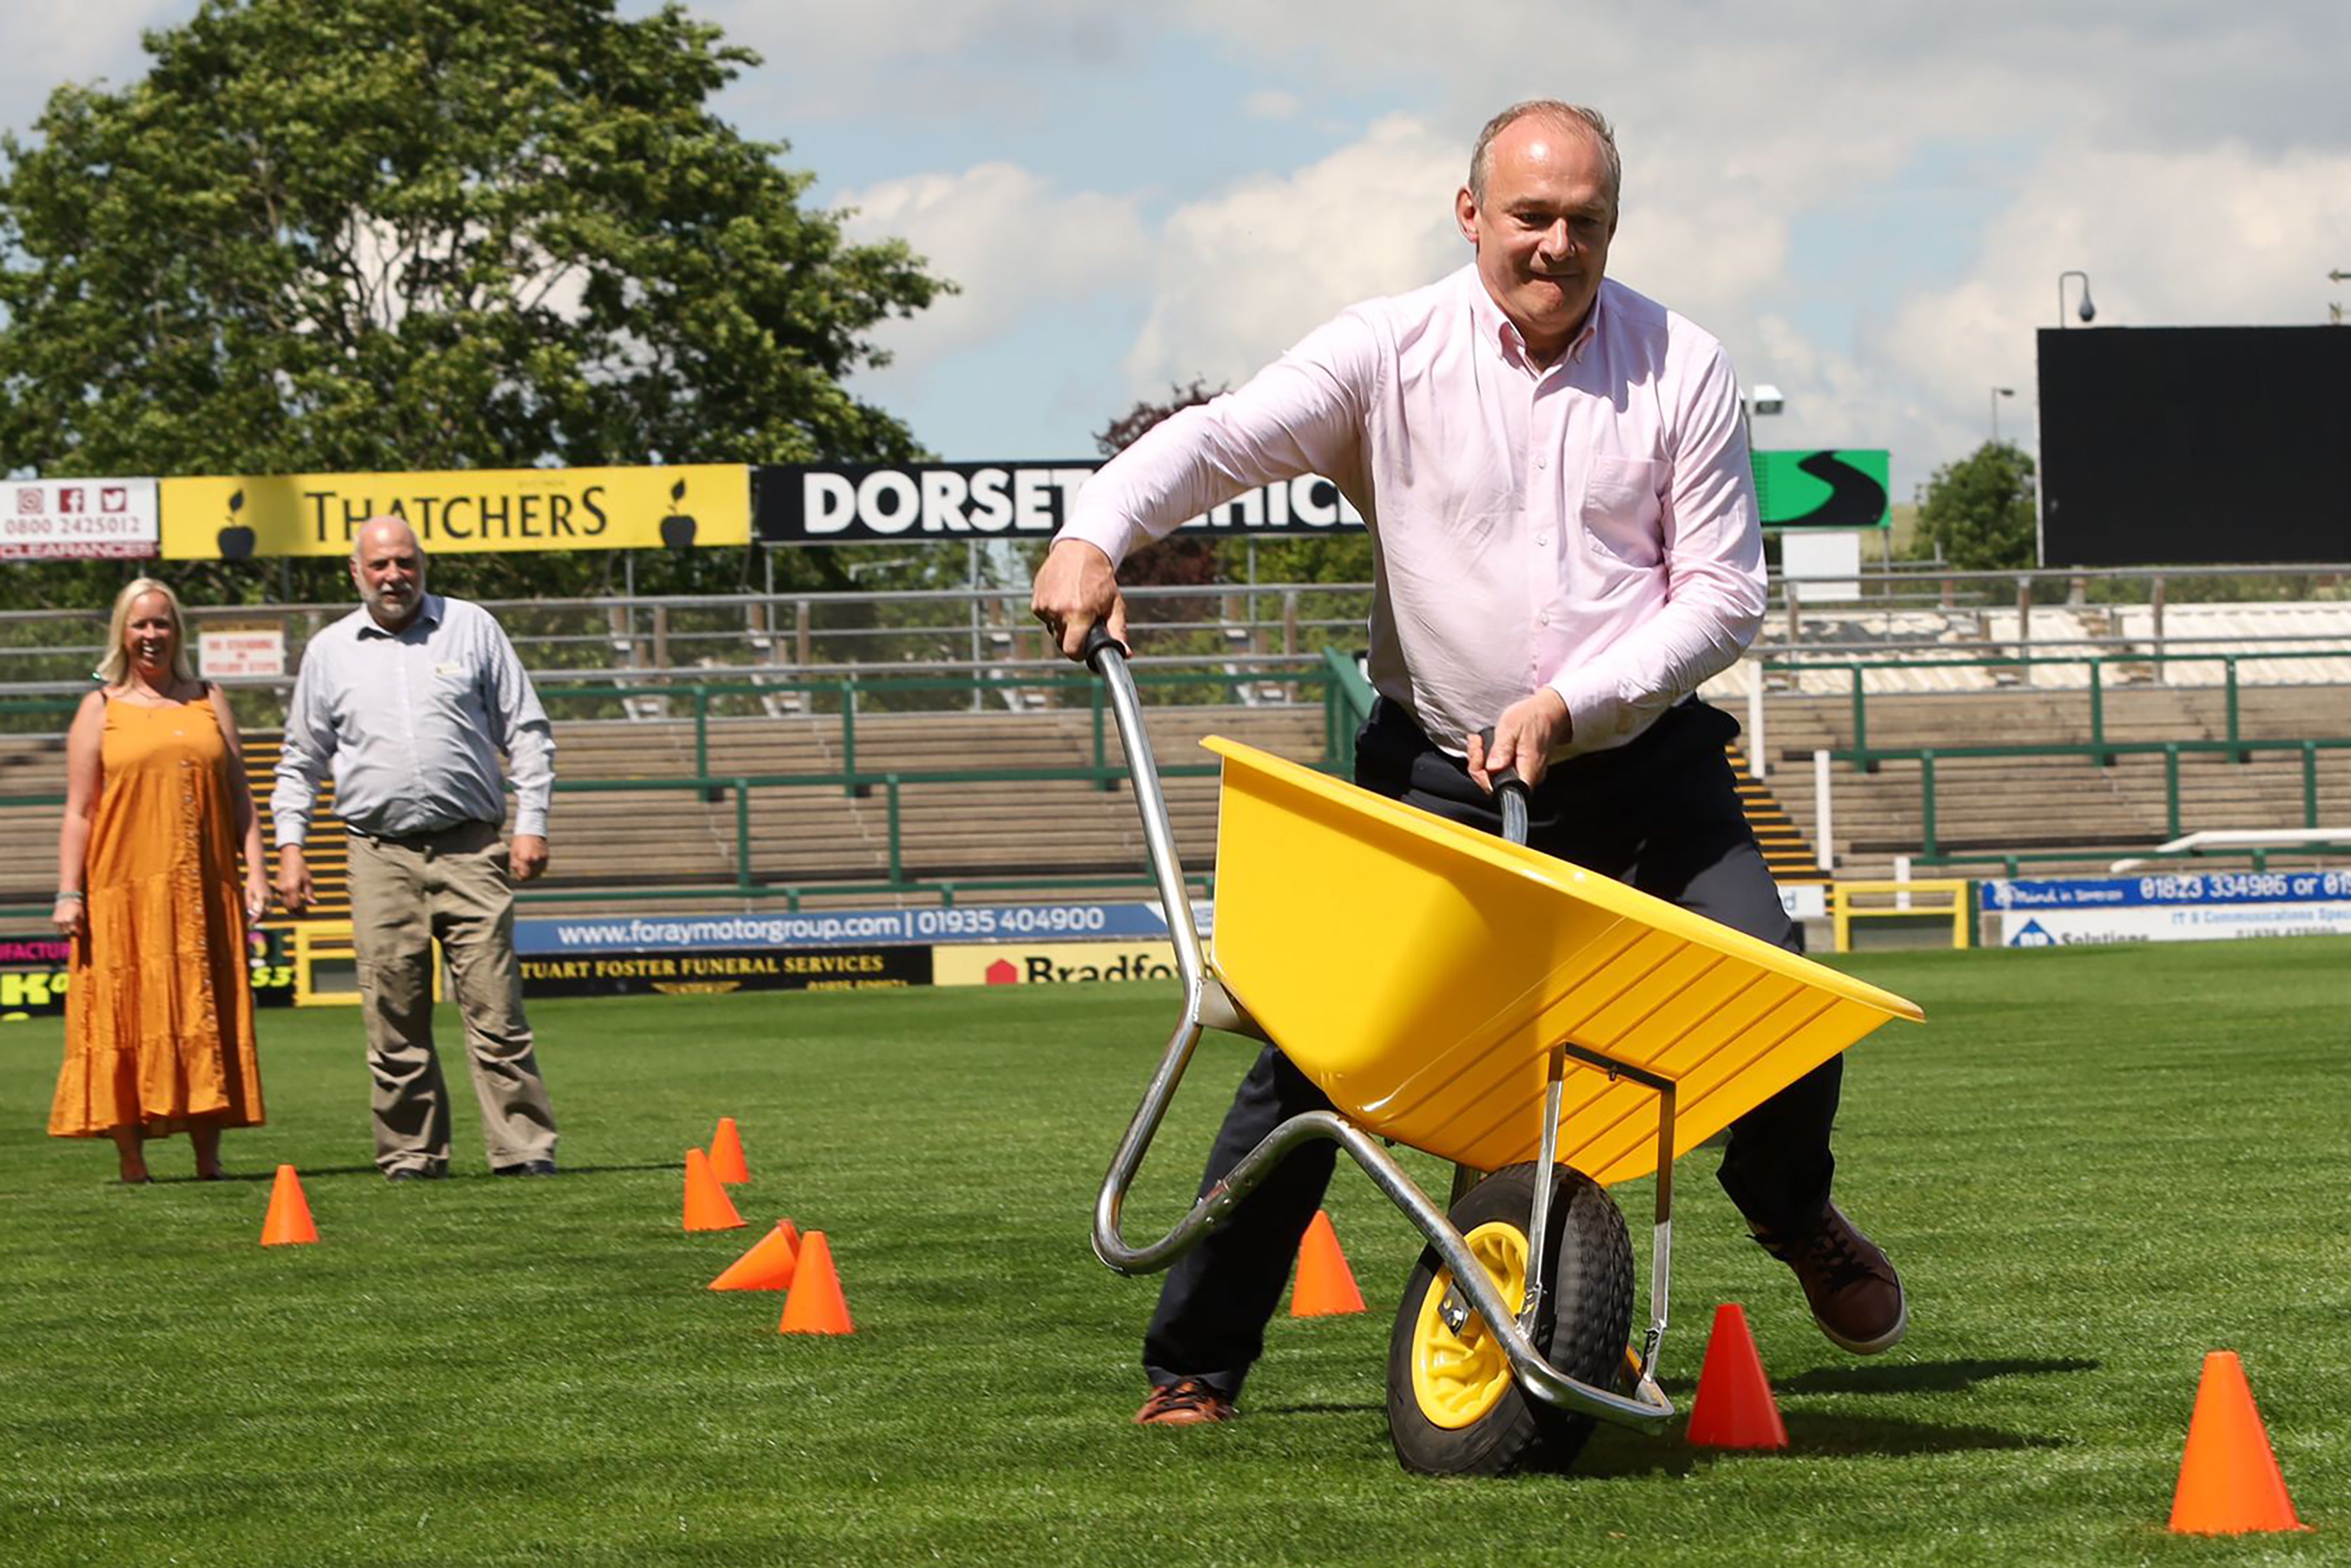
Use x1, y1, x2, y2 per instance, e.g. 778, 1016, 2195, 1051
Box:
272, 593, 556, 845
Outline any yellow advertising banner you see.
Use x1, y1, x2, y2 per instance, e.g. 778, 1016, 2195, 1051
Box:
159, 464, 749, 560
932, 942, 1179, 987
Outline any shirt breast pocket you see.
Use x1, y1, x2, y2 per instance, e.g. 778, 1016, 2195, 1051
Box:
432, 661, 482, 717
1581, 456, 1666, 568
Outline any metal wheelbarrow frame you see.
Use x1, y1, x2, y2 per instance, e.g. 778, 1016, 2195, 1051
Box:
1082, 635, 1922, 1466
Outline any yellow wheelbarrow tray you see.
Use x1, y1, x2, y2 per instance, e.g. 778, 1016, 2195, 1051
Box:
1083, 638, 1923, 1459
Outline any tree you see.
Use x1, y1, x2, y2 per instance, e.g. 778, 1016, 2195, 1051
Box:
0, 0, 949, 607
1910, 441, 2039, 572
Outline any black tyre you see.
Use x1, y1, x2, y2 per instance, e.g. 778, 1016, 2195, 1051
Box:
1385, 1161, 1634, 1476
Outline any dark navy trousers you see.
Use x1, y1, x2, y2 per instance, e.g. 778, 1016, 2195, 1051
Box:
1142, 697, 1841, 1397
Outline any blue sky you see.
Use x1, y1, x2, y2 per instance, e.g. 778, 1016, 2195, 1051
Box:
12, 1, 2350, 501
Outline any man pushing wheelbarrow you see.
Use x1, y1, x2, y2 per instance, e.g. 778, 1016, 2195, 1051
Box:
1033, 98, 1919, 1474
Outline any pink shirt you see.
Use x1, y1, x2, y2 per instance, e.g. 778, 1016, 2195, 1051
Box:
1062, 265, 1765, 760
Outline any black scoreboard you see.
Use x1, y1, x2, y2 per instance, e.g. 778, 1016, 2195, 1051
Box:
2037, 326, 2351, 567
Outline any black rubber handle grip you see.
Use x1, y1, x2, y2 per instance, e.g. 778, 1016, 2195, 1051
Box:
1474, 725, 1527, 793
1081, 621, 1130, 672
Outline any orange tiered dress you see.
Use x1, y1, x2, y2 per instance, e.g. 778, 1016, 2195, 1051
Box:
48, 692, 265, 1137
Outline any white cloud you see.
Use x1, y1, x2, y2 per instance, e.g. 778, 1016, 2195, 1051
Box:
689, 1, 1134, 121
1122, 114, 1463, 391
1874, 142, 2351, 475
0, 1, 184, 136
839, 161, 1149, 372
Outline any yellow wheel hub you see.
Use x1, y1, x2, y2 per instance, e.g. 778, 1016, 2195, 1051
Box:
1408, 1220, 1529, 1430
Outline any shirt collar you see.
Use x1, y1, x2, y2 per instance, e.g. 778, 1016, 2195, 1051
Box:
355, 592, 445, 640
1466, 266, 1607, 374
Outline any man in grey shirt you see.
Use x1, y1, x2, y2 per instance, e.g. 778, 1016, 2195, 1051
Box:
273, 515, 560, 1180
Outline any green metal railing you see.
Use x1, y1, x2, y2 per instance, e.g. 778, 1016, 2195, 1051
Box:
1848, 738, 2351, 863
1788, 648, 2351, 771
1, 664, 1351, 914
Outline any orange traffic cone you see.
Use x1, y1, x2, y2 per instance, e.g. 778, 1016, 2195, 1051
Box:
259, 1164, 318, 1247
777, 1230, 854, 1334
708, 1117, 750, 1184
2169, 1351, 2306, 1534
1289, 1209, 1366, 1316
682, 1148, 746, 1231
709, 1219, 800, 1292
1685, 1303, 1788, 1449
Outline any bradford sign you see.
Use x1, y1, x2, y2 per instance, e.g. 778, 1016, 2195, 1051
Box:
160, 466, 750, 559
755, 461, 1365, 545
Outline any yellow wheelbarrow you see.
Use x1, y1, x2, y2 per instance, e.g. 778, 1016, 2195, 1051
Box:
1084, 635, 1923, 1473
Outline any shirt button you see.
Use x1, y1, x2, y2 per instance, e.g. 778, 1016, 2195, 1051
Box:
1538, 610, 1553, 625
1535, 534, 1551, 546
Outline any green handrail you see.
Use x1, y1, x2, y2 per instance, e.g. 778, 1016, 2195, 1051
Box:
1919, 752, 1937, 857
1319, 646, 1374, 773
1832, 735, 2351, 871
1774, 646, 2351, 771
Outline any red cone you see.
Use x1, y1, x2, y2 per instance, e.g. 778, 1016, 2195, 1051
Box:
709, 1219, 800, 1292
1685, 1302, 1788, 1449
1288, 1210, 1366, 1316
2169, 1351, 2306, 1534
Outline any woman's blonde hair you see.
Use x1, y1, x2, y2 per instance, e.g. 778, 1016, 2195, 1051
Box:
96, 577, 198, 686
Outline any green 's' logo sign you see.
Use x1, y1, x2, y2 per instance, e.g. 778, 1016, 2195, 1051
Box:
1753, 450, 1890, 530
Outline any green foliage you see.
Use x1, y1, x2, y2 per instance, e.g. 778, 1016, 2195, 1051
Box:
2, 939, 2349, 1565
1909, 441, 2039, 571
0, 0, 952, 609
1245, 532, 1374, 587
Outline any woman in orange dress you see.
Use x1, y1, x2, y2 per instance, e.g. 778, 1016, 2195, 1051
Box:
49, 578, 269, 1183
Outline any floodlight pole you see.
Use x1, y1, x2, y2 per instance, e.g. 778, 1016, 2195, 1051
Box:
2058, 270, 2096, 326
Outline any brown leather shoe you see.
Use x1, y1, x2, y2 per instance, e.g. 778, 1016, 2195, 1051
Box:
1133, 1377, 1236, 1426
1753, 1203, 1907, 1355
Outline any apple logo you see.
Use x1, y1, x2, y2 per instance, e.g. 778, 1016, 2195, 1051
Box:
218, 489, 255, 560
658, 477, 697, 550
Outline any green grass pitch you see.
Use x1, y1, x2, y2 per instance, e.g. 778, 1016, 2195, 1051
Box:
2, 937, 2345, 1566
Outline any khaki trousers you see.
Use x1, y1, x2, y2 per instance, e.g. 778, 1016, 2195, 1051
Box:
344, 820, 557, 1175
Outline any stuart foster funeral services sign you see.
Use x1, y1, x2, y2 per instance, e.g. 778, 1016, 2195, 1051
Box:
160, 466, 750, 559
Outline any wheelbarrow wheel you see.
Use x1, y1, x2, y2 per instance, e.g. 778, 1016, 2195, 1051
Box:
1385, 1161, 1634, 1476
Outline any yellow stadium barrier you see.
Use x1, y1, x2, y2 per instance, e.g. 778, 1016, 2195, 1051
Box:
285, 920, 443, 1007
1831, 879, 1973, 953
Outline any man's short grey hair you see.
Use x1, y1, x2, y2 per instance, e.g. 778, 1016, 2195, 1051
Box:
1467, 101, 1621, 212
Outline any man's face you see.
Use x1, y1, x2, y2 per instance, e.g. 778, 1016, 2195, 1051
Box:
1456, 115, 1617, 363
351, 529, 425, 629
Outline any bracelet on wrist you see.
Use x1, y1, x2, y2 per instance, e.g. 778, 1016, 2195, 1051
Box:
56, 890, 85, 901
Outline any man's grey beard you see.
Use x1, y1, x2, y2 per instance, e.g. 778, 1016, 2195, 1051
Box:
363, 572, 426, 623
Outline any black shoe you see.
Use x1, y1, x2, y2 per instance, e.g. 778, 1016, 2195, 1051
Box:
492, 1159, 558, 1177
384, 1166, 446, 1183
